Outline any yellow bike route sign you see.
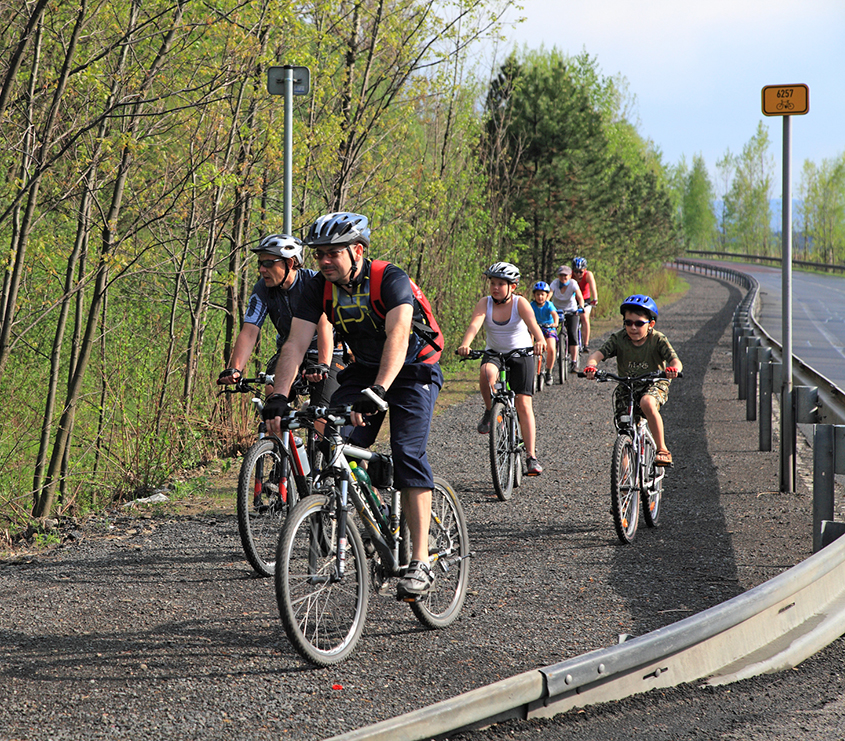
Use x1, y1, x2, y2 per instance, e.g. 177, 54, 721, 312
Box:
762, 84, 809, 116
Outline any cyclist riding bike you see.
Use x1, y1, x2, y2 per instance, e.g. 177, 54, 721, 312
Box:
456, 262, 546, 476
548, 264, 585, 373
216, 233, 343, 406
572, 256, 598, 352
583, 294, 682, 467
530, 281, 559, 385
262, 211, 444, 599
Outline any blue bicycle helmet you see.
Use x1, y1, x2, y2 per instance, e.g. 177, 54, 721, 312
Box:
620, 294, 658, 320
572, 257, 587, 271
532, 281, 550, 292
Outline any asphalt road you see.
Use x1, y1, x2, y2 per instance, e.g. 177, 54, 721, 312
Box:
712, 261, 845, 390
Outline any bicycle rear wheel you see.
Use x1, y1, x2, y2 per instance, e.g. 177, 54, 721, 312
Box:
402, 477, 471, 628
489, 401, 514, 501
610, 435, 639, 543
556, 339, 566, 384
640, 433, 663, 527
237, 438, 299, 577
275, 494, 369, 666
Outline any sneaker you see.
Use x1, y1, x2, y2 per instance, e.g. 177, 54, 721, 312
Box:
569, 361, 577, 374
396, 560, 435, 598
477, 408, 491, 434
526, 457, 543, 476
581, 345, 590, 354
544, 370, 553, 385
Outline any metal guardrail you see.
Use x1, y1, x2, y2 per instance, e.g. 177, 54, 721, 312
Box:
684, 249, 845, 275
325, 259, 845, 741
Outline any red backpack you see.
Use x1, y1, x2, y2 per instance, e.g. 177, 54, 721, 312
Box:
322, 260, 443, 364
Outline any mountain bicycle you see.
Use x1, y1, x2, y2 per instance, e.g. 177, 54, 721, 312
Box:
274, 397, 471, 666
221, 372, 317, 577
534, 342, 547, 393
460, 348, 530, 501
554, 308, 583, 384
581, 369, 681, 544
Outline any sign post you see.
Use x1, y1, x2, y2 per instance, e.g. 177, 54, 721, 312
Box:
762, 83, 809, 493
267, 66, 311, 234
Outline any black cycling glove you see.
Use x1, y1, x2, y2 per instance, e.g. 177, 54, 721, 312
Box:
217, 367, 242, 385
303, 362, 330, 378
261, 393, 291, 421
351, 385, 387, 415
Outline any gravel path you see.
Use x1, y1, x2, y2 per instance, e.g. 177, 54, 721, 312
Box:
2, 273, 843, 741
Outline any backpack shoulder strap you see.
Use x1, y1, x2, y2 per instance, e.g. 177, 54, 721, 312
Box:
368, 259, 389, 319
322, 278, 335, 323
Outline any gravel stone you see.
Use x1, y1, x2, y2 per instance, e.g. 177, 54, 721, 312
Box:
2, 273, 843, 741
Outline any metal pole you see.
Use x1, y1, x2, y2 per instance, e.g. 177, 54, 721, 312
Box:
780, 115, 794, 493
283, 65, 293, 234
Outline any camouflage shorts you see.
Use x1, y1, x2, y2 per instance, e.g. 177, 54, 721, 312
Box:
614, 379, 670, 419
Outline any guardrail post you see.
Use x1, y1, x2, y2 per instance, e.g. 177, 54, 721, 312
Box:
819, 427, 845, 549
734, 328, 752, 386
794, 386, 819, 425
759, 349, 773, 451
746, 338, 761, 420
738, 335, 753, 400
813, 425, 842, 552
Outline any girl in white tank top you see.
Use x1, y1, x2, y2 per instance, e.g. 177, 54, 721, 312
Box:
456, 267, 547, 477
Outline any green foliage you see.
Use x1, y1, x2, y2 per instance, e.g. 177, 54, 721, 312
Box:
721, 122, 775, 255
680, 154, 718, 251
799, 154, 845, 263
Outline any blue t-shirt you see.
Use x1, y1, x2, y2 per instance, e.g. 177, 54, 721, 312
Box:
530, 300, 558, 327
295, 259, 429, 367
243, 269, 319, 352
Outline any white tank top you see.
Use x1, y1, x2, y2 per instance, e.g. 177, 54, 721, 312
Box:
550, 278, 578, 313
484, 296, 532, 353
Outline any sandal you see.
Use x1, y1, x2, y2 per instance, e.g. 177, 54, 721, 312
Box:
655, 449, 673, 467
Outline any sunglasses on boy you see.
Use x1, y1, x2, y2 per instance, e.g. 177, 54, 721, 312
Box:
624, 319, 650, 328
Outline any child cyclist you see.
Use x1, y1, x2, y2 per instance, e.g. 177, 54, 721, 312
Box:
583, 294, 682, 467
457, 262, 547, 476
549, 265, 585, 373
530, 281, 559, 385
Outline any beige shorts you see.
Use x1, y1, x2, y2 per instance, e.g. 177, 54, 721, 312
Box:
614, 379, 670, 418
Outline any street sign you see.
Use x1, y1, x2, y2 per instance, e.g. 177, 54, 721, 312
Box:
762, 84, 809, 116
267, 66, 311, 96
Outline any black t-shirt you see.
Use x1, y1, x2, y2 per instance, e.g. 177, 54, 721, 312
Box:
295, 260, 427, 367
243, 269, 319, 352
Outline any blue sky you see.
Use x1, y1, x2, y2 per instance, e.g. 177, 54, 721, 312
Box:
497, 0, 845, 197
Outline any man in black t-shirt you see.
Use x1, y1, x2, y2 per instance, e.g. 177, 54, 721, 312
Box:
263, 212, 443, 599
217, 234, 342, 403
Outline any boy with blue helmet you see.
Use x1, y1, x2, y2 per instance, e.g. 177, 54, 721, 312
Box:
583, 294, 682, 466
530, 281, 559, 385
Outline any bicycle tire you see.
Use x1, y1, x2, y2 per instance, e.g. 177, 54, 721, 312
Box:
275, 493, 369, 666
556, 341, 566, 384
237, 438, 299, 577
489, 401, 514, 501
610, 435, 639, 543
513, 415, 523, 489
401, 477, 471, 629
640, 433, 663, 527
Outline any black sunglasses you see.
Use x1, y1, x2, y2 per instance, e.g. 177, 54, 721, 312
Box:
624, 319, 649, 327
257, 258, 284, 268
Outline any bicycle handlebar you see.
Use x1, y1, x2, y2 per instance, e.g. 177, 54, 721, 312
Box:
577, 369, 684, 383
456, 348, 533, 362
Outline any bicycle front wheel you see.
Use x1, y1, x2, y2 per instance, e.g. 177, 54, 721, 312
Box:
489, 401, 514, 501
275, 494, 369, 666
610, 435, 639, 543
640, 434, 663, 527
237, 438, 299, 577
402, 477, 471, 629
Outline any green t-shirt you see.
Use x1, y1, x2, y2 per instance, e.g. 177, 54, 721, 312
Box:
598, 328, 679, 377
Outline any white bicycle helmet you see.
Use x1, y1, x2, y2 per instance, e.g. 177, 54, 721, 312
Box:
484, 262, 520, 284
251, 234, 304, 266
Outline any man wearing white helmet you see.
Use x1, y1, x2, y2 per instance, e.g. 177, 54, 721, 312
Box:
217, 233, 341, 403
